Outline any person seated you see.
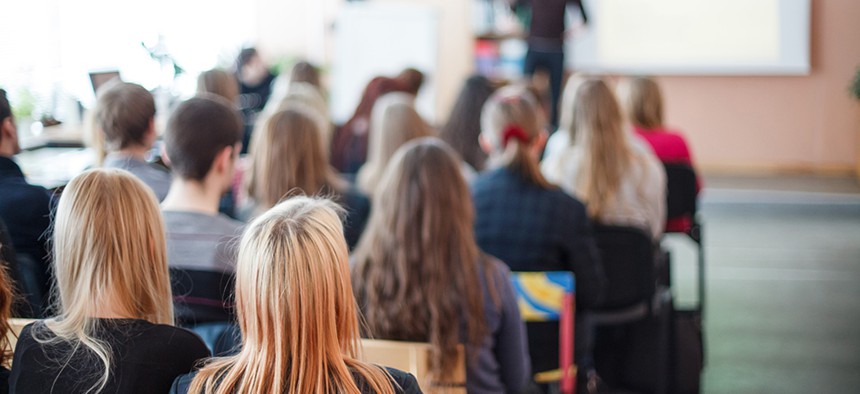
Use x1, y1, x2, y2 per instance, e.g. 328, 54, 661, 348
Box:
170, 196, 420, 394
197, 69, 239, 106
356, 92, 434, 195
96, 80, 172, 201
0, 89, 53, 316
330, 69, 424, 174
161, 96, 245, 325
439, 75, 496, 172
241, 105, 369, 250
542, 78, 667, 240
471, 86, 605, 374
616, 76, 700, 232
352, 138, 531, 393
9, 169, 210, 394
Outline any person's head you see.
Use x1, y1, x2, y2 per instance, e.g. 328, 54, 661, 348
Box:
439, 75, 495, 171
616, 76, 664, 130
356, 92, 433, 195
163, 95, 243, 192
95, 80, 156, 152
395, 68, 425, 95
290, 60, 322, 89
197, 69, 240, 105
480, 85, 551, 188
570, 78, 632, 219
236, 47, 268, 86
0, 89, 20, 157
352, 137, 490, 379
246, 105, 341, 213
46, 168, 172, 392
558, 73, 589, 140
189, 197, 394, 394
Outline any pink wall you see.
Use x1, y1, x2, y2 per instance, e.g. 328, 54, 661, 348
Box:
654, 0, 860, 175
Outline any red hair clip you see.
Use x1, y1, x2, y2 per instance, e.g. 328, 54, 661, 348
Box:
501, 124, 529, 147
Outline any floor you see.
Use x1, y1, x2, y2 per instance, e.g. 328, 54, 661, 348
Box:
665, 174, 860, 393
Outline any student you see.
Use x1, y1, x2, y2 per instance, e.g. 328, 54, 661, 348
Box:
235, 47, 276, 153
0, 89, 53, 304
352, 138, 531, 393
9, 169, 210, 394
161, 96, 244, 324
0, 260, 16, 393
439, 75, 496, 172
356, 92, 433, 195
471, 86, 605, 374
170, 196, 419, 394
96, 80, 172, 201
197, 69, 239, 105
542, 78, 667, 239
242, 105, 369, 249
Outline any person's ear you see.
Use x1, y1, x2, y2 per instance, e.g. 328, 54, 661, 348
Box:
213, 145, 234, 175
479, 134, 494, 154
160, 143, 171, 167
145, 117, 158, 146
531, 130, 548, 157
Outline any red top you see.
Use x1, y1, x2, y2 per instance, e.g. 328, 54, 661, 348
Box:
635, 126, 700, 233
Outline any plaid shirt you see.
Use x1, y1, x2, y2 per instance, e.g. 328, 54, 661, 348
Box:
471, 167, 606, 308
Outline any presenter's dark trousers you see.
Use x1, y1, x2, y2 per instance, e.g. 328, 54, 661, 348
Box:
524, 47, 564, 129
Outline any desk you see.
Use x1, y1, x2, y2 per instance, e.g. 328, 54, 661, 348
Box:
19, 124, 86, 151
14, 147, 96, 190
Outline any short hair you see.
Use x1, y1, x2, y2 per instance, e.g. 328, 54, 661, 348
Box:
95, 81, 155, 151
197, 69, 239, 104
165, 95, 243, 181
0, 89, 11, 121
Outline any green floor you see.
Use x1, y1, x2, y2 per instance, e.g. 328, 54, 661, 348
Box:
671, 176, 860, 393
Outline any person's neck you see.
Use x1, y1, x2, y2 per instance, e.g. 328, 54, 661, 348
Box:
0, 143, 16, 158
161, 177, 222, 215
113, 145, 151, 161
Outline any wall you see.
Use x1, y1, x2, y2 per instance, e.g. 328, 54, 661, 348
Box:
655, 0, 860, 176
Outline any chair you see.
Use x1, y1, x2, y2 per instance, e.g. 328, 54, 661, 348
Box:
360, 338, 466, 394
585, 224, 671, 394
663, 163, 705, 314
169, 267, 236, 326
511, 271, 577, 394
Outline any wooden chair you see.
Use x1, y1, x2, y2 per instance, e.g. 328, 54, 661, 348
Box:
360, 338, 466, 393
510, 271, 577, 394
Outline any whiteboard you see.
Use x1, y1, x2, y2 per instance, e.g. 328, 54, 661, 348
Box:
331, 3, 439, 124
568, 0, 811, 75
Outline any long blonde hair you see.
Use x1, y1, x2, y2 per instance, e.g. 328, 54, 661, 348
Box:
352, 138, 496, 381
245, 105, 347, 215
189, 197, 395, 394
481, 86, 552, 188
616, 76, 664, 130
356, 92, 433, 195
39, 168, 173, 393
571, 78, 635, 219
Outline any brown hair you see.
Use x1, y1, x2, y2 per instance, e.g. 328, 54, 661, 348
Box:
190, 197, 395, 394
95, 81, 156, 151
197, 69, 239, 105
571, 78, 635, 219
0, 264, 14, 368
246, 105, 347, 213
352, 137, 496, 380
481, 86, 552, 188
165, 95, 243, 181
290, 61, 322, 89
439, 75, 495, 171
617, 76, 664, 129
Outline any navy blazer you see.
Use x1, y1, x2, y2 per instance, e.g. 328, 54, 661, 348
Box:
0, 156, 52, 264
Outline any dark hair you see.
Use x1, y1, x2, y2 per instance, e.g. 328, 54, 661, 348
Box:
439, 75, 495, 171
290, 61, 322, 89
165, 95, 243, 181
0, 89, 10, 121
95, 81, 156, 151
236, 47, 259, 71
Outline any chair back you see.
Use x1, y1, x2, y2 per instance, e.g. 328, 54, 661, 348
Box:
510, 271, 576, 393
360, 338, 466, 393
593, 224, 655, 309
169, 268, 235, 326
664, 163, 698, 220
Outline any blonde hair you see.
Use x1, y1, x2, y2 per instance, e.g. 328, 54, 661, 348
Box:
352, 138, 496, 381
616, 76, 664, 130
197, 69, 239, 105
557, 73, 589, 139
39, 168, 173, 393
571, 78, 639, 220
245, 105, 347, 216
189, 197, 395, 394
481, 86, 552, 188
356, 92, 433, 195
261, 82, 332, 145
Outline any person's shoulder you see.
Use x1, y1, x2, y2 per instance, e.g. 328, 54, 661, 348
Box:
471, 168, 509, 192
383, 367, 421, 394
133, 322, 209, 353
169, 371, 196, 394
